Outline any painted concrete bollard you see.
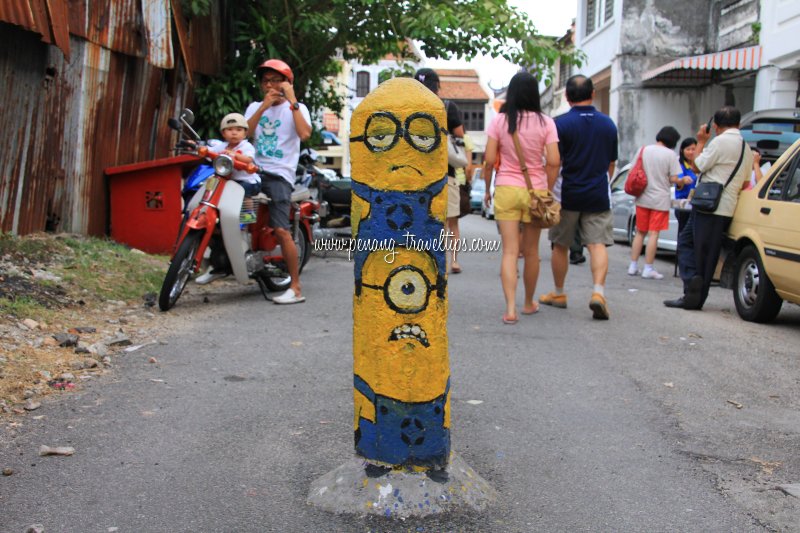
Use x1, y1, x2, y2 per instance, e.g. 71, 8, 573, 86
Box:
307, 78, 495, 517
349, 77, 450, 468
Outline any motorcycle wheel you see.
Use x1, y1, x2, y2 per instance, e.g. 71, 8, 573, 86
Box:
158, 230, 202, 311
262, 228, 310, 292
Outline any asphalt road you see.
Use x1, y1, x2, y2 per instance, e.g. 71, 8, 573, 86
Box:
2, 215, 799, 532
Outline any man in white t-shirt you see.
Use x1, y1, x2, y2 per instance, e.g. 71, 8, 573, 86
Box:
627, 126, 692, 279
245, 59, 312, 304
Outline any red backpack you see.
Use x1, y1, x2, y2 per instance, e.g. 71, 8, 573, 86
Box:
624, 147, 648, 197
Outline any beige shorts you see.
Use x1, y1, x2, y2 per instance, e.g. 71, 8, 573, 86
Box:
447, 176, 460, 218
548, 209, 614, 247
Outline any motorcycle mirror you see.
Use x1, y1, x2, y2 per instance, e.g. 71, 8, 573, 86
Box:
180, 109, 195, 125
167, 118, 182, 131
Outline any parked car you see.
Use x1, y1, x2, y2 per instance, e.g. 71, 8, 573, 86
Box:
740, 108, 800, 164
469, 178, 485, 212
610, 163, 680, 251
719, 137, 800, 322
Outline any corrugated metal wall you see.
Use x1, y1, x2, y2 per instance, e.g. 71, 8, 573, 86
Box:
0, 0, 224, 236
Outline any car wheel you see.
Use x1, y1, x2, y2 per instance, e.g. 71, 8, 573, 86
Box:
733, 245, 783, 323
626, 217, 636, 245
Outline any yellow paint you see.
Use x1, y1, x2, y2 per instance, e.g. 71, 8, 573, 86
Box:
349, 78, 447, 192
354, 248, 449, 405
351, 76, 450, 466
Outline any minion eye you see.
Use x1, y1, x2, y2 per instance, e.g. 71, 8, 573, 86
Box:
405, 115, 440, 153
365, 115, 400, 152
386, 267, 430, 313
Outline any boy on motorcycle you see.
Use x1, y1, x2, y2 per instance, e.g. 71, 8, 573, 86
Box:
244, 59, 312, 304
195, 113, 260, 285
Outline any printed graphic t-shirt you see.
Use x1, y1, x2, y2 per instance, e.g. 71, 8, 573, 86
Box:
244, 100, 311, 186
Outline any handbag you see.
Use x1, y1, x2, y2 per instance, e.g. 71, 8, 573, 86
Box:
690, 140, 746, 213
459, 182, 471, 217
447, 134, 468, 168
624, 147, 648, 197
511, 132, 561, 228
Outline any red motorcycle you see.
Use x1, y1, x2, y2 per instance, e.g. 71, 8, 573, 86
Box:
158, 109, 319, 311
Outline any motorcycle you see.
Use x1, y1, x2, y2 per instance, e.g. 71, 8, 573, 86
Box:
158, 109, 319, 311
298, 148, 352, 229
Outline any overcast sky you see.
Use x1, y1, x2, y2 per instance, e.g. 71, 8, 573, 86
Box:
423, 0, 577, 89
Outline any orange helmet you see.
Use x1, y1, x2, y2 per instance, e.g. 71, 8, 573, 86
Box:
256, 59, 294, 84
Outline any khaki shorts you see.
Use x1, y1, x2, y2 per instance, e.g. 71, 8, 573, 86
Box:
447, 176, 460, 218
548, 209, 613, 247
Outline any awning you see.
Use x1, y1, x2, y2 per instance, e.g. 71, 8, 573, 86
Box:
642, 46, 762, 87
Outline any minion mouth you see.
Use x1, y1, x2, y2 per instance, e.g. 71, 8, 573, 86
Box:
389, 323, 429, 347
390, 165, 423, 175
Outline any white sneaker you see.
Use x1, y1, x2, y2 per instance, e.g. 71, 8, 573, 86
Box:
641, 269, 664, 280
273, 288, 306, 305
195, 269, 228, 285
627, 263, 640, 276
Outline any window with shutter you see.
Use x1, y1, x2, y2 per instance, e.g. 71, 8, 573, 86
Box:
586, 0, 596, 34
604, 0, 613, 22
356, 71, 370, 98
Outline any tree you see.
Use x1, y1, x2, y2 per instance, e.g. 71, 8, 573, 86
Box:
191, 0, 582, 138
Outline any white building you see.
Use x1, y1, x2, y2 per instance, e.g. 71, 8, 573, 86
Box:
574, 0, 800, 163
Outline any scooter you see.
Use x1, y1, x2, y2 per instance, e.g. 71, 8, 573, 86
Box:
299, 148, 351, 229
158, 109, 319, 311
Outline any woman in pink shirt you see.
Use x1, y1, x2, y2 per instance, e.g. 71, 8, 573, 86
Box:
482, 72, 560, 324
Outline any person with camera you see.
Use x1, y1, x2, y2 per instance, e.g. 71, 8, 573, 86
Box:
244, 59, 311, 305
664, 106, 753, 311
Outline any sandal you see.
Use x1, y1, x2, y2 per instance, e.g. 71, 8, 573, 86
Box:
502, 314, 518, 325
521, 303, 539, 315
450, 264, 462, 274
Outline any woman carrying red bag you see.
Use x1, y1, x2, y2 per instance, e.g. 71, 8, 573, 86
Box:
627, 127, 693, 279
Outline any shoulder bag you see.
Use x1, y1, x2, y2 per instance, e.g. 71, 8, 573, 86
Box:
690, 140, 746, 213
444, 101, 468, 169
511, 132, 561, 228
624, 147, 648, 197
448, 135, 468, 168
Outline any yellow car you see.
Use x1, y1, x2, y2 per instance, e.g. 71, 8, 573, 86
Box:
720, 138, 800, 322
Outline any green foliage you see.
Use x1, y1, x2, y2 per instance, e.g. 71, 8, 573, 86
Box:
182, 0, 213, 18
750, 22, 761, 44
56, 237, 165, 302
0, 296, 50, 320
193, 0, 582, 135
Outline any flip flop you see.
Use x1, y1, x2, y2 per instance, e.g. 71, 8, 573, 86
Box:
521, 303, 539, 315
502, 314, 518, 325
450, 265, 462, 274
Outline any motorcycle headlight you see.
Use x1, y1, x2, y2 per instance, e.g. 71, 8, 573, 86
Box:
213, 155, 234, 177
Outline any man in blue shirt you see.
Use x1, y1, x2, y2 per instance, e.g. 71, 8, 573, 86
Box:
539, 75, 618, 320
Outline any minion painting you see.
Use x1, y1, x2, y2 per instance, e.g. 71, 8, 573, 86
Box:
350, 77, 450, 468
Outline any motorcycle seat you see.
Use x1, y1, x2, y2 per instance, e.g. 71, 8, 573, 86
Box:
291, 186, 313, 203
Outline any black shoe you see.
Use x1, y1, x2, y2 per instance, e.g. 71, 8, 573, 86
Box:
569, 251, 586, 265
663, 297, 685, 308
683, 276, 704, 310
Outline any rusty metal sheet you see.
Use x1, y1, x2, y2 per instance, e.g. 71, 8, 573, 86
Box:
0, 1, 223, 237
0, 0, 70, 58
0, 23, 193, 236
44, 0, 70, 58
142, 0, 174, 69
183, 5, 225, 76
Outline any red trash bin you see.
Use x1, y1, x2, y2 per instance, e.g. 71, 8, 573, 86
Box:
105, 155, 200, 254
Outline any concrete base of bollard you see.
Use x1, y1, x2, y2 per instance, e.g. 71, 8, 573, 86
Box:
307, 452, 496, 518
